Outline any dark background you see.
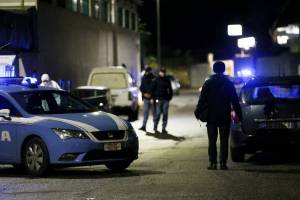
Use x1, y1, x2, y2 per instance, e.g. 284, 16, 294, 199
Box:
139, 0, 299, 62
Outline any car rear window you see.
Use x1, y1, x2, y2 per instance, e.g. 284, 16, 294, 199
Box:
90, 73, 127, 89
246, 85, 300, 103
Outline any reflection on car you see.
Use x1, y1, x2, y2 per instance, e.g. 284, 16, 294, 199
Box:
166, 75, 180, 95
0, 78, 138, 176
230, 76, 300, 162
72, 86, 112, 112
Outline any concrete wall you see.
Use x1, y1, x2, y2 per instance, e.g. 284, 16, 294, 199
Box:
256, 53, 300, 77
23, 2, 140, 87
189, 63, 210, 89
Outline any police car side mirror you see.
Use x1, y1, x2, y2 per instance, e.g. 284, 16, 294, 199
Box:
0, 109, 11, 121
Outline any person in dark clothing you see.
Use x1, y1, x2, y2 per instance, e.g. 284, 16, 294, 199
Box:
153, 68, 173, 134
139, 66, 156, 132
195, 61, 242, 170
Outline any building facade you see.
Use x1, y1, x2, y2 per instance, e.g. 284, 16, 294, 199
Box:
0, 0, 141, 87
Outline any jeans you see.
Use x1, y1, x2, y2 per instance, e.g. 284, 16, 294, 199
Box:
154, 99, 169, 131
142, 99, 155, 127
206, 123, 230, 164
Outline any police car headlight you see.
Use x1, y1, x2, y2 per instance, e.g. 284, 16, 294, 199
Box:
52, 128, 89, 140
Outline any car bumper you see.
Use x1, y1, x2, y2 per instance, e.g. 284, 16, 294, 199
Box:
49, 136, 139, 165
231, 129, 300, 153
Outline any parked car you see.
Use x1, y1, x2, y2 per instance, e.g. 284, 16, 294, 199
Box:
72, 86, 112, 112
230, 76, 300, 162
0, 77, 139, 176
87, 66, 139, 121
166, 75, 181, 95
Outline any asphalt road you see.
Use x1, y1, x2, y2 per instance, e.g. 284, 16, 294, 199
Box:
1, 90, 300, 200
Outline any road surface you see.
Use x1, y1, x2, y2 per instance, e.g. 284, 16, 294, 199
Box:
0, 90, 300, 200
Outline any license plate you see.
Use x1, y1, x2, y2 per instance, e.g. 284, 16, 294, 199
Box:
104, 143, 122, 151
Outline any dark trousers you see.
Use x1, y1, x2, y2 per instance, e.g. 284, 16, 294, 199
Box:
142, 99, 156, 127
154, 99, 169, 131
207, 123, 230, 164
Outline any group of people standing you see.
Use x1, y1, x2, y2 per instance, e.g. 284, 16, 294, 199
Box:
139, 67, 173, 134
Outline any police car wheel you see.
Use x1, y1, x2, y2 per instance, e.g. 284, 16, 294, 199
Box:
23, 138, 50, 176
105, 161, 132, 171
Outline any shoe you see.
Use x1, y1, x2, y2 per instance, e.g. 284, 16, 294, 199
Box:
139, 126, 146, 132
207, 163, 217, 170
162, 129, 168, 134
154, 129, 160, 134
220, 163, 228, 170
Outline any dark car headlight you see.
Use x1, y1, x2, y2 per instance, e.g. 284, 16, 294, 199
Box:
52, 128, 89, 140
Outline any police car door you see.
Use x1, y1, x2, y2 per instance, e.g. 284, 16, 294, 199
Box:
0, 95, 18, 161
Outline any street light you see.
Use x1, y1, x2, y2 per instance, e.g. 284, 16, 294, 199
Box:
156, 0, 161, 68
237, 37, 256, 51
227, 24, 243, 36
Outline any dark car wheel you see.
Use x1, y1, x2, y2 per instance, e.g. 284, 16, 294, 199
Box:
105, 161, 132, 171
22, 137, 50, 176
230, 147, 245, 162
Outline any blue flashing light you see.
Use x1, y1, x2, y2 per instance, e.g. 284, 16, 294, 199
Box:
237, 69, 253, 77
21, 77, 38, 88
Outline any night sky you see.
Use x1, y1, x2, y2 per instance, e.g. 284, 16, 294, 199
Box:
139, 0, 298, 62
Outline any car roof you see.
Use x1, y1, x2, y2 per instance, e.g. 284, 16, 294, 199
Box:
0, 84, 60, 93
75, 86, 109, 90
89, 66, 128, 73
245, 76, 300, 88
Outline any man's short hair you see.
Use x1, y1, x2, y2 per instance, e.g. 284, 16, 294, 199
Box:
213, 61, 225, 74
160, 68, 166, 73
145, 66, 152, 73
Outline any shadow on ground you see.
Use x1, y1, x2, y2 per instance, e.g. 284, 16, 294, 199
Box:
0, 166, 164, 179
146, 132, 185, 141
246, 150, 300, 165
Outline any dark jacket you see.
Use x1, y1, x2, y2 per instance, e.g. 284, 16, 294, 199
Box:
196, 74, 242, 125
152, 75, 173, 101
140, 73, 155, 100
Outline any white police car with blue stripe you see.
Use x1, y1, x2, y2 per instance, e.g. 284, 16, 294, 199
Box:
0, 77, 139, 176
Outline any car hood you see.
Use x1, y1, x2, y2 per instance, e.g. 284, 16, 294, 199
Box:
21, 111, 129, 132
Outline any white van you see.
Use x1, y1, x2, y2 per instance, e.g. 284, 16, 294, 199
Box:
87, 66, 139, 121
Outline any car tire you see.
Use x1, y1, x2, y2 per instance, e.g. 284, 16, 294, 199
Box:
105, 161, 132, 172
230, 147, 245, 162
22, 137, 50, 176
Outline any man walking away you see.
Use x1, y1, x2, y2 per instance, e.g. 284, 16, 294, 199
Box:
195, 61, 242, 170
153, 68, 173, 134
139, 66, 155, 132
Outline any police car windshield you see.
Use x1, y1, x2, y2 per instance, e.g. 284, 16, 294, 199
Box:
11, 90, 94, 114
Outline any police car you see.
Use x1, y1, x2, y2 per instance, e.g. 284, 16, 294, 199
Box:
0, 77, 139, 176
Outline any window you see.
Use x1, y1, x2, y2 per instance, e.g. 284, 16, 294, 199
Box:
0, 95, 21, 117
66, 0, 78, 12
101, 0, 109, 22
79, 0, 89, 16
125, 9, 130, 29
11, 91, 93, 115
118, 7, 124, 27
131, 12, 136, 31
90, 73, 127, 89
248, 85, 300, 104
91, 0, 100, 19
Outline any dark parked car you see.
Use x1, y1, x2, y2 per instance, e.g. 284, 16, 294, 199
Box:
230, 76, 300, 162
72, 86, 112, 112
